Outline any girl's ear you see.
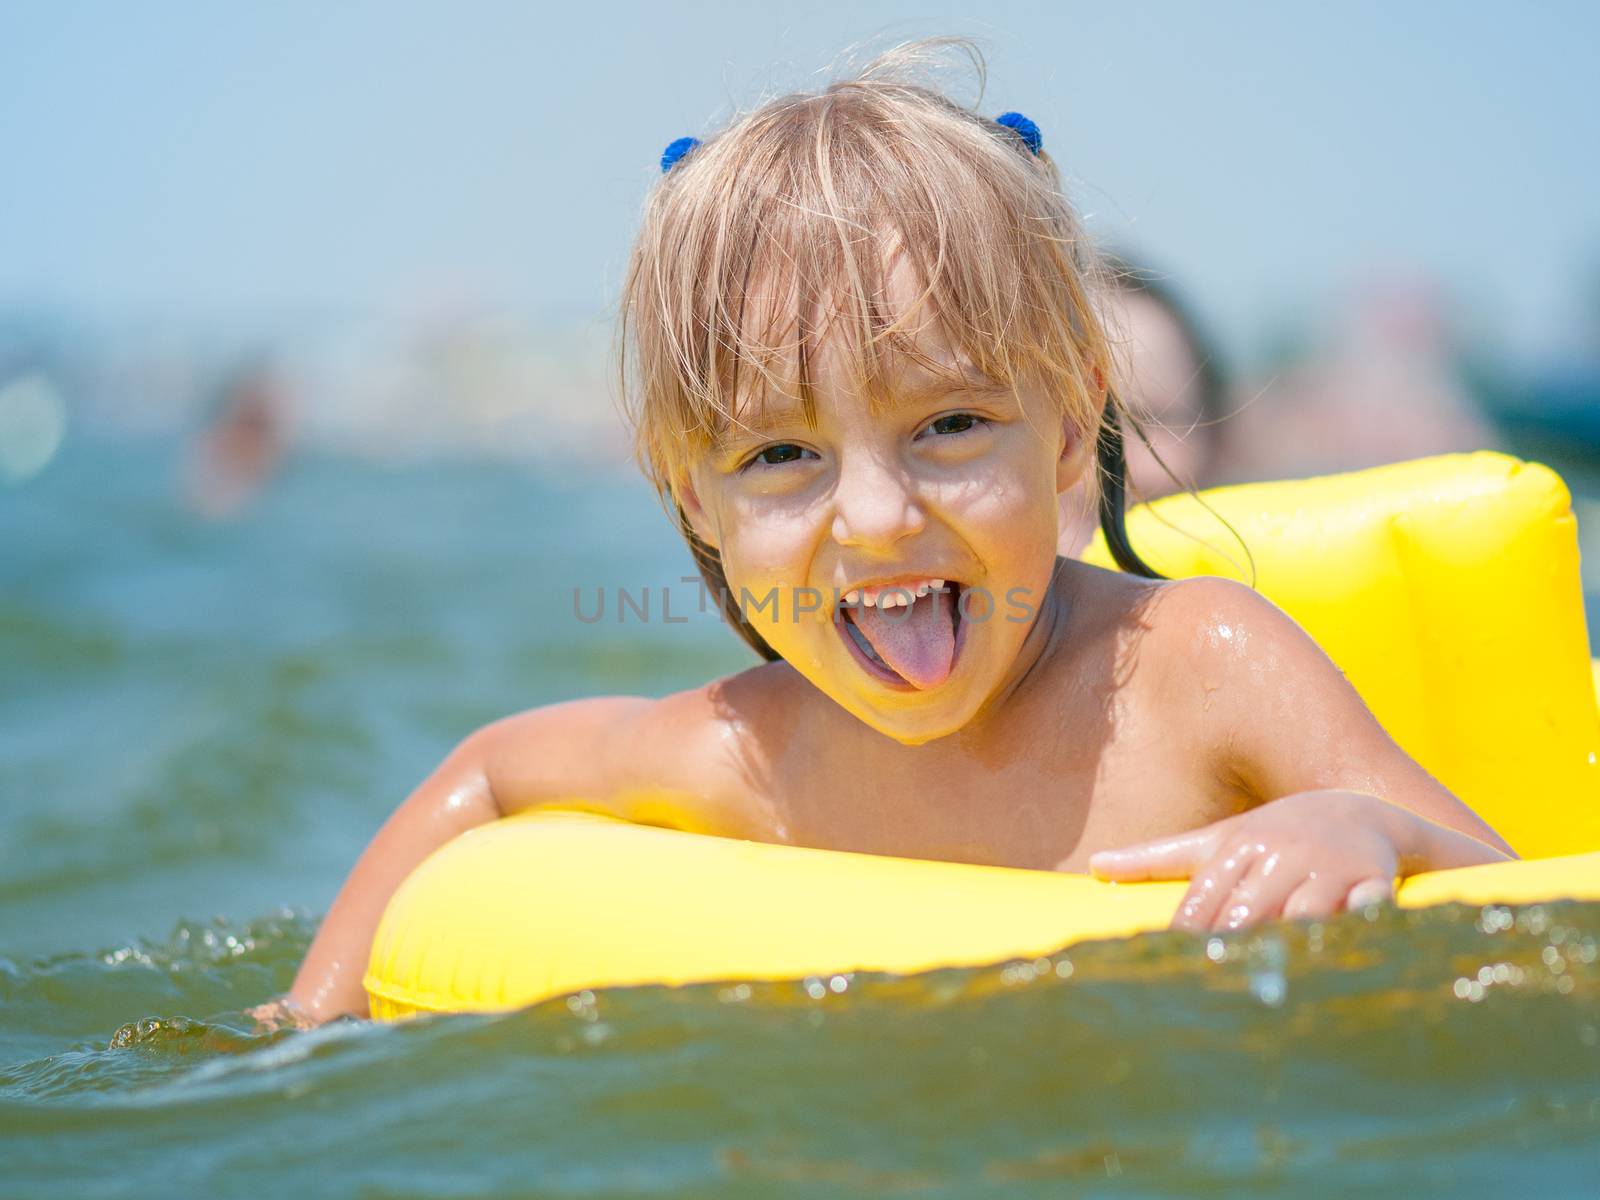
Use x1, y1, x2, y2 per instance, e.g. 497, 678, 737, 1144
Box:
1057, 373, 1109, 494
676, 474, 720, 551
1056, 413, 1094, 495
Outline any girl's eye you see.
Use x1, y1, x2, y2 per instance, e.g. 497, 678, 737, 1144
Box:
739, 415, 984, 471
923, 412, 983, 438
747, 442, 811, 469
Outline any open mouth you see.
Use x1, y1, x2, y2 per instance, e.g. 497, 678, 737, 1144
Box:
834, 581, 965, 691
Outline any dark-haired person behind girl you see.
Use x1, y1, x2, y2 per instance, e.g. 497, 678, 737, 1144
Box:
1059, 256, 1231, 557
253, 42, 1511, 1030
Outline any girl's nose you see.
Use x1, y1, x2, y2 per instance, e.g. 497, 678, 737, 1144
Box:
830, 450, 926, 550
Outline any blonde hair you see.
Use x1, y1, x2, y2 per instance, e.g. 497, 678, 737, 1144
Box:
618, 39, 1157, 659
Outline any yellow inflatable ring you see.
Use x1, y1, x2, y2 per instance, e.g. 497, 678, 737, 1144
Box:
365, 453, 1600, 1021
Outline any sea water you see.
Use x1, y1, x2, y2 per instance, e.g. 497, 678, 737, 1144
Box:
3, 441, 1597, 1197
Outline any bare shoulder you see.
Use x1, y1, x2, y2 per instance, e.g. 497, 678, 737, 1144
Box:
468, 660, 809, 840
1139, 575, 1419, 806
609, 659, 815, 839
1138, 574, 1350, 727
1053, 561, 1229, 685
1142, 575, 1317, 670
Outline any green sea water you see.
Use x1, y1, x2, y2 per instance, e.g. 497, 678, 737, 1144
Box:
3, 440, 1599, 1197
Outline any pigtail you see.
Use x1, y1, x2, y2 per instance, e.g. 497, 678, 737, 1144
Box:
675, 503, 784, 663
1095, 397, 1166, 580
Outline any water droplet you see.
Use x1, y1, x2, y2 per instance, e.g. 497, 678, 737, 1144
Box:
1247, 934, 1287, 1007
1251, 975, 1285, 1007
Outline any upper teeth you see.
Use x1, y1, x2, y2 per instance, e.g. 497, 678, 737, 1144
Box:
846, 578, 947, 609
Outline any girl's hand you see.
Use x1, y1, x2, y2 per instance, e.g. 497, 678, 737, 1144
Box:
1086, 789, 1507, 932
246, 997, 315, 1033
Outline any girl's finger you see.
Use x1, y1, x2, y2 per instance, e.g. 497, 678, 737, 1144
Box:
1172, 840, 1257, 932
1344, 876, 1395, 913
1090, 823, 1227, 883
1217, 851, 1296, 931
1209, 857, 1269, 932
1281, 874, 1349, 921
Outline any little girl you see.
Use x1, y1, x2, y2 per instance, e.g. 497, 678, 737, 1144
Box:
260, 44, 1512, 1027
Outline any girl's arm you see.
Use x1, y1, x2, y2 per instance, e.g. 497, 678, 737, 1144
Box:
1088, 577, 1515, 931
263, 691, 737, 1026
257, 727, 502, 1027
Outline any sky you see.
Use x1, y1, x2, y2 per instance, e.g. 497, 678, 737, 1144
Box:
1, 1, 1597, 363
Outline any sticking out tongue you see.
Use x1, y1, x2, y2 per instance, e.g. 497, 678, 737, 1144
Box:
849, 588, 957, 689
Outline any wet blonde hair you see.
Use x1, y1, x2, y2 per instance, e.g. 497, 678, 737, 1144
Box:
618, 39, 1159, 660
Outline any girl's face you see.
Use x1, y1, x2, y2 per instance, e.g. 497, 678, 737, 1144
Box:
681, 263, 1091, 745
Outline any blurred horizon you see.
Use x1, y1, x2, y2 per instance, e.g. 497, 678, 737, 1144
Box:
3, 2, 1598, 353
2, 2, 1598, 470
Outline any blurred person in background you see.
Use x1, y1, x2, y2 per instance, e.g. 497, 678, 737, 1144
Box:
1220, 276, 1500, 483
1058, 256, 1231, 557
184, 359, 293, 520
1061, 269, 1505, 559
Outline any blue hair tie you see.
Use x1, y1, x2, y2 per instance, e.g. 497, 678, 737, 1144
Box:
660, 136, 702, 173
994, 111, 1042, 156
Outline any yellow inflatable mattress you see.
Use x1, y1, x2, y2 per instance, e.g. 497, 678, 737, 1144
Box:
366, 453, 1600, 1020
